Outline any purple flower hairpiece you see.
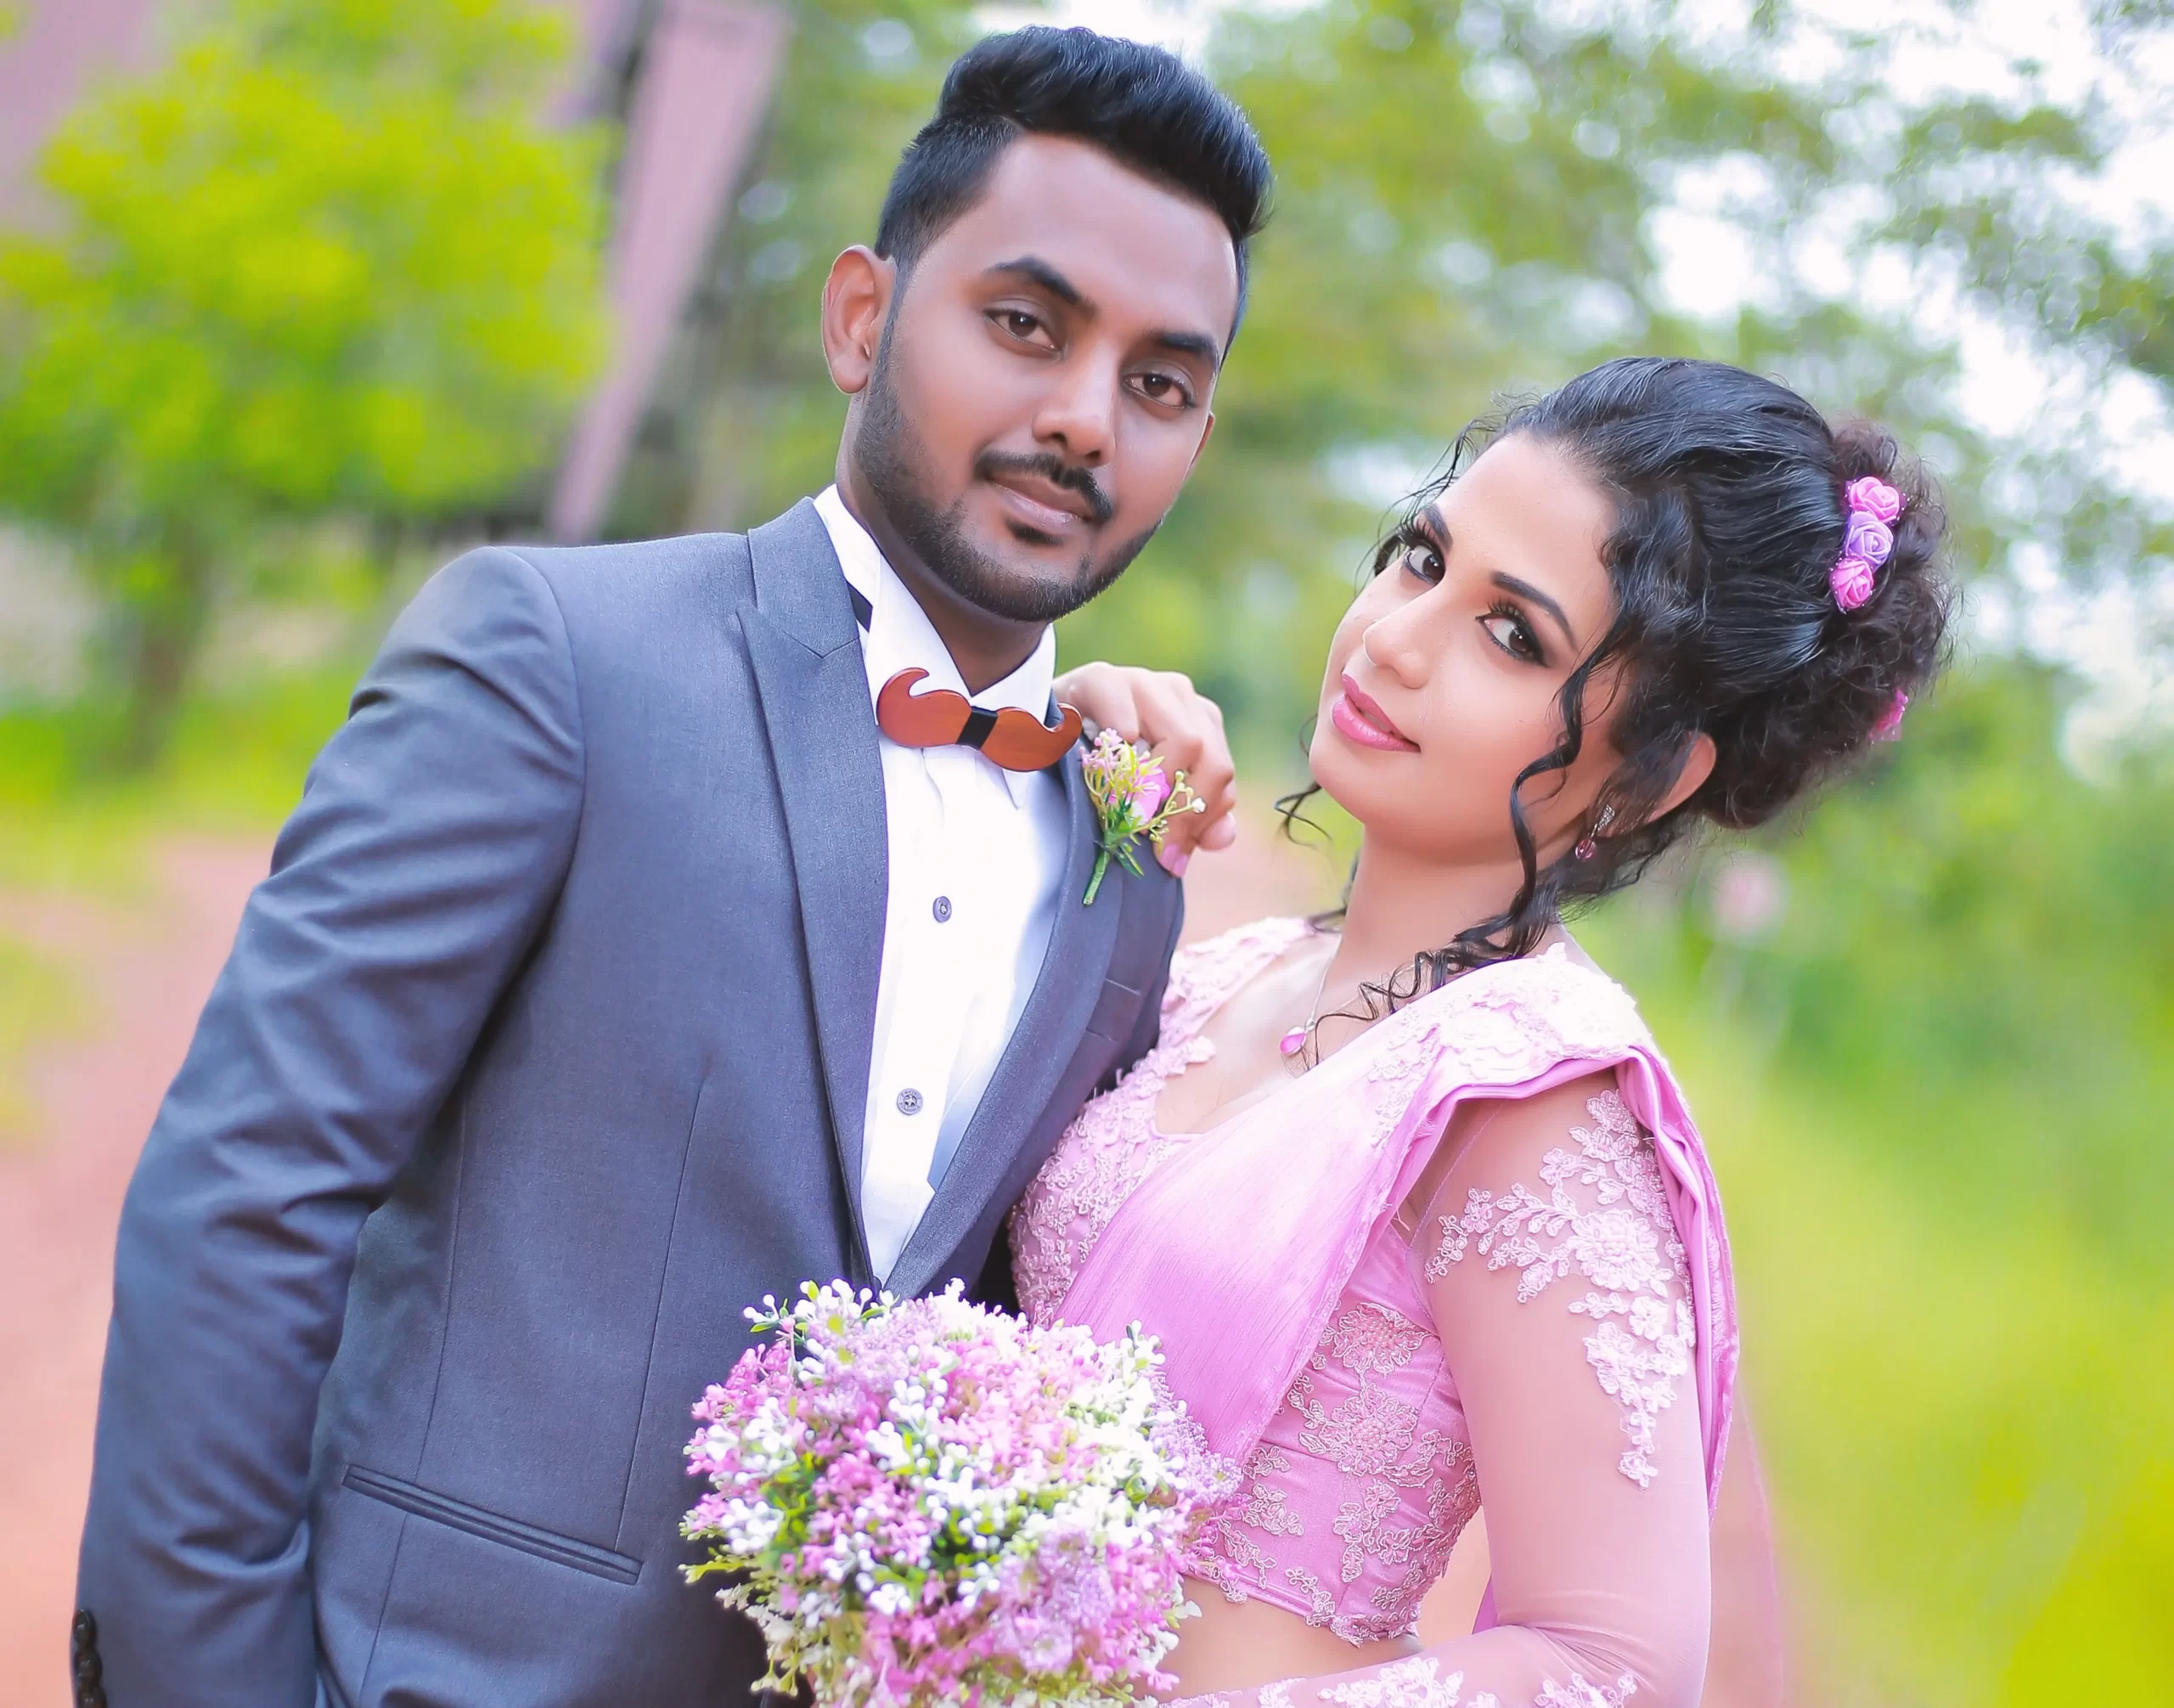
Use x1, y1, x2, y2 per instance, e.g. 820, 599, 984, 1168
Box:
1830, 477, 1905, 612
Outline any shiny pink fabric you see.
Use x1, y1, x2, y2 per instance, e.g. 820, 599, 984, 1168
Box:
1011, 921, 1740, 1708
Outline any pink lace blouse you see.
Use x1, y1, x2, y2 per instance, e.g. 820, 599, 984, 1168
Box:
1010, 919, 1738, 1708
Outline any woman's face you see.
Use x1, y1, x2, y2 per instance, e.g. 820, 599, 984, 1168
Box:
1310, 432, 1625, 866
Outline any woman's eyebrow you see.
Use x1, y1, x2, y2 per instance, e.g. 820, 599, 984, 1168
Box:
1491, 572, 1580, 650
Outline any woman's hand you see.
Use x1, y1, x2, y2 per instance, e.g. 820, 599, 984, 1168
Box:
1055, 662, 1239, 874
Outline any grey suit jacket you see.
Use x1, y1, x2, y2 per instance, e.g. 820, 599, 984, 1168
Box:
74, 500, 1183, 1708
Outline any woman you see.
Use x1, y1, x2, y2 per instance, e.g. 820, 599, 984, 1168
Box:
1010, 357, 1952, 1708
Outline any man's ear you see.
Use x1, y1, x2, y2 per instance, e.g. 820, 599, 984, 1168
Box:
821, 245, 895, 397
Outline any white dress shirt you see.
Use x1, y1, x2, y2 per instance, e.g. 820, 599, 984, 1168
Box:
813, 486, 1071, 1282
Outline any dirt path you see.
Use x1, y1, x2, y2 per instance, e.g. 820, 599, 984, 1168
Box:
0, 839, 268, 1705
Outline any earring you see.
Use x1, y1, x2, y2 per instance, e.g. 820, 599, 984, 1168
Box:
1574, 804, 1616, 862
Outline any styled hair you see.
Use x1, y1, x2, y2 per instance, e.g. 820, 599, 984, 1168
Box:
1293, 355, 1955, 1007
874, 26, 1272, 339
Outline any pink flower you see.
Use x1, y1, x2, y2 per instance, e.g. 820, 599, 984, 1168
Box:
1871, 688, 1909, 741
1128, 769, 1171, 820
1829, 555, 1878, 612
1845, 476, 1904, 524
1842, 512, 1894, 567
680, 1282, 1210, 1707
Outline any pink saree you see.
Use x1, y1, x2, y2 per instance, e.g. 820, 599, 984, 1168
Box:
1037, 934, 1740, 1708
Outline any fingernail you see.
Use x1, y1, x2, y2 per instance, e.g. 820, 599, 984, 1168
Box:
1170, 851, 1191, 877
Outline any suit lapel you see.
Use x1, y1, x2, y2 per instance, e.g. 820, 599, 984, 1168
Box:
741, 500, 887, 1282
887, 751, 1122, 1298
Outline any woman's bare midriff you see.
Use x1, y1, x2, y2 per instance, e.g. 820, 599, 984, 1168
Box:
1160, 1580, 1422, 1698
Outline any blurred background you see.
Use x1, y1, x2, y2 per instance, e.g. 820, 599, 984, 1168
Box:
1, 0, 2170, 1702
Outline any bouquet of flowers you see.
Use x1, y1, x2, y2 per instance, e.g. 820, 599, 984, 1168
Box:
682, 1280, 1224, 1708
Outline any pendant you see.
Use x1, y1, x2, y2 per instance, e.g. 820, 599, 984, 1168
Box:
1278, 1026, 1308, 1057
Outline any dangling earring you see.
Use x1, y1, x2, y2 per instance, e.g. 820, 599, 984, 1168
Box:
1574, 804, 1616, 862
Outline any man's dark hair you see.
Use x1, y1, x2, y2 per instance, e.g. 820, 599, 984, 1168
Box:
875, 26, 1272, 341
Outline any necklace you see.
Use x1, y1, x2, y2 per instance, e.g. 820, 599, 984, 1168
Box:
1278, 955, 1338, 1061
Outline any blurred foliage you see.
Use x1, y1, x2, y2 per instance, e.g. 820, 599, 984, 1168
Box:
0, 0, 607, 764
0, 653, 357, 1137
1567, 662, 2174, 1702
611, 0, 1017, 533
1606, 665, 2174, 1272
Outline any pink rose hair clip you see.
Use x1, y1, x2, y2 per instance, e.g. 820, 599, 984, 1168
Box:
1830, 476, 1913, 742
1829, 476, 1905, 612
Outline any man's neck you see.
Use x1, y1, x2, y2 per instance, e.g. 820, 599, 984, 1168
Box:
833, 469, 1045, 696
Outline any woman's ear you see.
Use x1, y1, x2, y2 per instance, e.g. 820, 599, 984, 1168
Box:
1653, 732, 1717, 820
820, 245, 894, 397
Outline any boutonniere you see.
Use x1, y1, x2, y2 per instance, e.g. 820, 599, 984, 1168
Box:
1080, 729, 1205, 905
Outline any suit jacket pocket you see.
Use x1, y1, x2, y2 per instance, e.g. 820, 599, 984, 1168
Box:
1083, 977, 1146, 1042
341, 1465, 642, 1584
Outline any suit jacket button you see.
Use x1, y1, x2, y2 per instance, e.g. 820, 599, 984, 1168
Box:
71, 1608, 104, 1706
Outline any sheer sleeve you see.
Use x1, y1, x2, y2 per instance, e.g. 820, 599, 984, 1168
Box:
1181, 1073, 1713, 1708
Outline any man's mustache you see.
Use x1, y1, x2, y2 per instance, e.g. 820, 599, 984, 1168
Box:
975, 451, 1115, 527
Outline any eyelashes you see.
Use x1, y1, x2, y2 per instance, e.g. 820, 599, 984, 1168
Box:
1388, 528, 1548, 666
1479, 601, 1546, 664
1392, 529, 1442, 583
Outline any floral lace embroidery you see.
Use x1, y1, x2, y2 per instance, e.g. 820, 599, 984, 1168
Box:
1314, 1302, 1432, 1376
1009, 920, 1311, 1321
1253, 1373, 1475, 1641
1190, 1443, 1299, 1604
1332, 1480, 1401, 1584
1354, 1445, 1478, 1619
1321, 1656, 1489, 1708
1008, 1117, 1184, 1322
1182, 1671, 1629, 1708
1286, 1564, 1337, 1627
1533, 1675, 1636, 1708
1287, 1369, 1450, 1486
1237, 1443, 1306, 1538
1427, 1091, 1692, 1487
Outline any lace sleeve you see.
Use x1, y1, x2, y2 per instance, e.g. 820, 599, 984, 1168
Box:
1177, 1074, 1713, 1708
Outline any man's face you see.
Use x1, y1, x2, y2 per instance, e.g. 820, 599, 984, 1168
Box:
835, 135, 1240, 626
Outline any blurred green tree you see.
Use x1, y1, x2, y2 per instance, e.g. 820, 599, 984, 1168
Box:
0, 0, 607, 764
609, 0, 1014, 538
1060, 0, 2174, 746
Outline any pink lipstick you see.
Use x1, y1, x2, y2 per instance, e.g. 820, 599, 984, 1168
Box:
1331, 674, 1419, 753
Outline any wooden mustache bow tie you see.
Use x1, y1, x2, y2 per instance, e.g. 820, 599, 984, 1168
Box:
876, 669, 1084, 773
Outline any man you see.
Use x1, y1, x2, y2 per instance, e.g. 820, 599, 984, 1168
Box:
71, 25, 1271, 1708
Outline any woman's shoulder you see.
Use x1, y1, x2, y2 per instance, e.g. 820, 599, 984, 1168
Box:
1373, 942, 1658, 1089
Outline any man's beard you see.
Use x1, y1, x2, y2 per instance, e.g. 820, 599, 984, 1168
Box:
855, 339, 1159, 625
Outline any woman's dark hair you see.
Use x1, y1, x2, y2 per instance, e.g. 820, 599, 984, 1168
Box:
875, 27, 1272, 340
1287, 355, 1954, 1016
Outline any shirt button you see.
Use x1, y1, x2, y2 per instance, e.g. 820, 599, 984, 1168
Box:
932, 895, 953, 923
895, 1088, 924, 1116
